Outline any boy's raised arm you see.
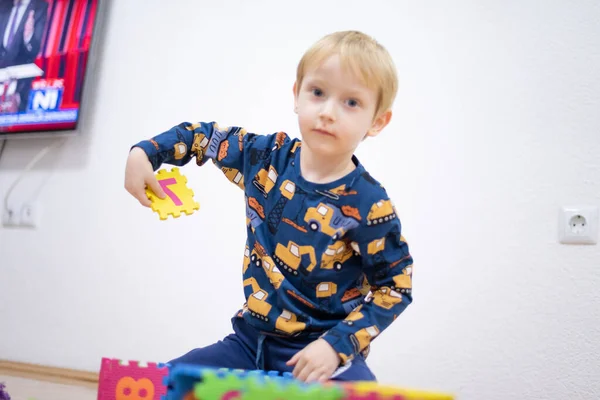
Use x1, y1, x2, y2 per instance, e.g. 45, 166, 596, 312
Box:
131, 121, 251, 171
125, 121, 289, 204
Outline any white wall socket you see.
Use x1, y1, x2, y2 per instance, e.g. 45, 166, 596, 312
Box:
1, 202, 41, 228
1, 207, 20, 227
20, 201, 41, 228
559, 206, 599, 245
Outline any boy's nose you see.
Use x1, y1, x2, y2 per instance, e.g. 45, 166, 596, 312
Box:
319, 101, 336, 122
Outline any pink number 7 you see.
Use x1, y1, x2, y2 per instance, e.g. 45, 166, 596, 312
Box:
158, 178, 183, 206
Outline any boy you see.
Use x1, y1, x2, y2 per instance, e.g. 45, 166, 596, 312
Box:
124, 30, 413, 383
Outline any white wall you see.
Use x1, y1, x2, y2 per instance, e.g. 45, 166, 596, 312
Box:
1, 1, 599, 399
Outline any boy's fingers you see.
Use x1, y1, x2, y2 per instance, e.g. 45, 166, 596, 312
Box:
292, 357, 307, 378
286, 352, 300, 366
305, 370, 323, 383
296, 363, 312, 382
136, 189, 151, 207
147, 177, 166, 198
138, 197, 151, 208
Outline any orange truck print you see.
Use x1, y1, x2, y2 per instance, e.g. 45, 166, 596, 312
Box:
321, 241, 354, 270
273, 241, 316, 275
343, 304, 365, 326
261, 256, 284, 289
391, 266, 412, 295
304, 203, 360, 240
367, 200, 397, 226
221, 167, 244, 190
365, 287, 403, 310
243, 277, 272, 322
253, 165, 278, 198
275, 309, 306, 336
350, 325, 380, 354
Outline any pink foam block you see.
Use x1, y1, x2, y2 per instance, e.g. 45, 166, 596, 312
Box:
97, 357, 169, 400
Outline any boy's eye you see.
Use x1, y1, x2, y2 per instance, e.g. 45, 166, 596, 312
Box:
312, 88, 323, 97
346, 99, 359, 107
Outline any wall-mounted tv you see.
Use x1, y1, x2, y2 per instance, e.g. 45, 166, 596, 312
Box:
0, 0, 100, 138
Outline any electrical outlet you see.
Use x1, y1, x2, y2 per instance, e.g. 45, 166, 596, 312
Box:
1, 202, 42, 228
1, 207, 20, 227
559, 206, 599, 245
20, 201, 41, 228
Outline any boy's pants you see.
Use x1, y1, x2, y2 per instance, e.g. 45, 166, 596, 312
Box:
168, 315, 377, 382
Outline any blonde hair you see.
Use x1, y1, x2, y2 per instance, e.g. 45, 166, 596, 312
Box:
295, 30, 398, 118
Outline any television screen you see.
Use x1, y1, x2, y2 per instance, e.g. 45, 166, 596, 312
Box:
0, 0, 100, 137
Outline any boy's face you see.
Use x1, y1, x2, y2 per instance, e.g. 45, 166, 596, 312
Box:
293, 54, 391, 160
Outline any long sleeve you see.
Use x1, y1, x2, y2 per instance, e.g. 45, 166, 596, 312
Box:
132, 121, 289, 190
320, 198, 414, 365
133, 121, 245, 170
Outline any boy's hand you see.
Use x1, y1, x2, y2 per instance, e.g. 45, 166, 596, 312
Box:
286, 338, 341, 383
124, 147, 166, 207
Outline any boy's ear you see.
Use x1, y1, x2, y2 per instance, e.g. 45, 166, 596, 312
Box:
366, 109, 392, 138
293, 82, 298, 114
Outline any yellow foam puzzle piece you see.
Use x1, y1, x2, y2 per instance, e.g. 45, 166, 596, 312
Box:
351, 382, 455, 400
145, 167, 200, 220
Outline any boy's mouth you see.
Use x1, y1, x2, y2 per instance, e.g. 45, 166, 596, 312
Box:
313, 128, 335, 137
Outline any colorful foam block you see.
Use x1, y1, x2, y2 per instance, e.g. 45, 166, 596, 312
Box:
97, 357, 455, 400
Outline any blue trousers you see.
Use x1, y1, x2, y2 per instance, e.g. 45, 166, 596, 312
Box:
168, 316, 376, 382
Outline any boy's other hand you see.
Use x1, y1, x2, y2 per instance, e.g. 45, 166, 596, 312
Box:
124, 147, 166, 207
286, 338, 341, 383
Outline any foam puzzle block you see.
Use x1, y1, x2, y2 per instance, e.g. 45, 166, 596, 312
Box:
166, 364, 295, 400
97, 357, 455, 400
97, 358, 169, 400
146, 167, 200, 220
